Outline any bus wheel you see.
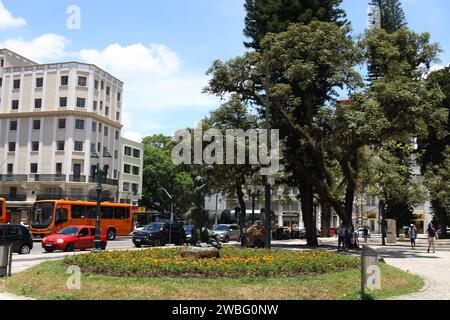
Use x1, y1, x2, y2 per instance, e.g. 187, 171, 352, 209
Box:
64, 243, 75, 252
107, 228, 116, 241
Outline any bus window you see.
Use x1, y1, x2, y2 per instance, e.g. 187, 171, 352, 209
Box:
55, 208, 68, 225
101, 206, 113, 219
87, 206, 97, 219
72, 205, 86, 219
114, 207, 127, 220
32, 202, 55, 229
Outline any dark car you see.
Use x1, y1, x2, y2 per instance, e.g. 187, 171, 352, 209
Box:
0, 224, 33, 255
133, 222, 186, 247
183, 224, 194, 242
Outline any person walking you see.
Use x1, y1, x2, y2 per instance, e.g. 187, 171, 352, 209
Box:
363, 226, 369, 243
337, 224, 346, 252
427, 222, 437, 253
409, 224, 418, 250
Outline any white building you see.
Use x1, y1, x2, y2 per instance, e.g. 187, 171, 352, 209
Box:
0, 48, 123, 202
118, 137, 143, 207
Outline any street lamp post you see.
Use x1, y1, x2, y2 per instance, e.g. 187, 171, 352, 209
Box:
91, 151, 111, 252
248, 188, 260, 225
158, 187, 174, 245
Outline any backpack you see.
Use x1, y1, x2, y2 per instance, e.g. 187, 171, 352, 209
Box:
429, 227, 436, 238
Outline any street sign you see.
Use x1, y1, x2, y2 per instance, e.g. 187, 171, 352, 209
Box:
361, 245, 381, 298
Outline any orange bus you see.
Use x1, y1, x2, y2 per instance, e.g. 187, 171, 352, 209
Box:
0, 198, 10, 224
30, 200, 132, 240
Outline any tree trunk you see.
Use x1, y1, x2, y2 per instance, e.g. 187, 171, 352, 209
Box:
235, 181, 247, 229
379, 200, 386, 246
344, 182, 356, 228
320, 201, 332, 238
299, 181, 318, 246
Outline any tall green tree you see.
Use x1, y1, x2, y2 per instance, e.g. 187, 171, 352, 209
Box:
243, 0, 348, 50
371, 0, 407, 33
141, 135, 194, 216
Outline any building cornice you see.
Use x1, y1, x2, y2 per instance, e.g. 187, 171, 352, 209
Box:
0, 110, 123, 129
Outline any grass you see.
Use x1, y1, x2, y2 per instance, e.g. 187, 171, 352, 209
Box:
0, 260, 423, 300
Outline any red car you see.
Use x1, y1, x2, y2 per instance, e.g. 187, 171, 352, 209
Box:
42, 226, 107, 253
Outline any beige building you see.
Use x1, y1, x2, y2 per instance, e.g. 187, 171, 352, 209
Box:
119, 137, 143, 207
0, 48, 123, 202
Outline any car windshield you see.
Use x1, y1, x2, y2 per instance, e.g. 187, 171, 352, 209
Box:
31, 203, 55, 229
58, 227, 79, 235
183, 225, 193, 233
145, 223, 164, 232
214, 225, 229, 231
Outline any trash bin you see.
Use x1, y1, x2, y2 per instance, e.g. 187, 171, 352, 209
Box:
0, 246, 12, 277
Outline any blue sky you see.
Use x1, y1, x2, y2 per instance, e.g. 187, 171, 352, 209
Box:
1, 0, 449, 140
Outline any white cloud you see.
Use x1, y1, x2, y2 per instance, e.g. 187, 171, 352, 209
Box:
122, 131, 143, 143
0, 33, 70, 61
0, 1, 26, 29
80, 43, 180, 77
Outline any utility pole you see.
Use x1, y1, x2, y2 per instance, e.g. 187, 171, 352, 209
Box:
263, 50, 272, 249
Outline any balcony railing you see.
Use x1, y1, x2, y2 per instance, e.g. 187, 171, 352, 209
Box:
0, 175, 28, 182
88, 176, 118, 186
34, 174, 67, 182
36, 194, 115, 202
0, 194, 27, 201
69, 175, 87, 183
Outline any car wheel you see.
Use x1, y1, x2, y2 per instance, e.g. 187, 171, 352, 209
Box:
134, 243, 142, 248
44, 248, 54, 253
19, 245, 31, 255
100, 242, 107, 250
153, 239, 162, 247
224, 236, 229, 243
107, 228, 116, 241
64, 243, 75, 252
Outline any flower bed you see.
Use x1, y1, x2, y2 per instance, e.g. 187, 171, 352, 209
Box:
64, 248, 360, 278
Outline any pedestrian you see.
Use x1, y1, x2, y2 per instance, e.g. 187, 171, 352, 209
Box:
337, 224, 346, 252
427, 222, 437, 253
363, 226, 369, 243
409, 224, 418, 250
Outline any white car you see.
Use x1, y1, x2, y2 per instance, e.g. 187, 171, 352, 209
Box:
357, 228, 371, 238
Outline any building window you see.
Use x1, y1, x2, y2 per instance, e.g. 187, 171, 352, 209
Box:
0, 78, 2, 87
30, 163, 38, 174
106, 86, 110, 96
101, 80, 104, 90
34, 99, 42, 109
76, 98, 86, 108
98, 123, 102, 133
32, 141, 40, 152
58, 119, 66, 129
60, 97, 67, 107
0, 59, 3, 67
104, 126, 109, 137
132, 184, 139, 194
78, 76, 87, 87
124, 164, 131, 174
13, 79, 20, 89
75, 119, 85, 130
8, 142, 16, 152
132, 166, 140, 176
61, 76, 69, 86
94, 80, 99, 90
115, 130, 119, 140
116, 112, 120, 121
124, 146, 132, 156
93, 101, 97, 110
7, 164, 13, 175
100, 101, 103, 110
57, 141, 65, 151
117, 92, 121, 102
10, 121, 17, 131
56, 163, 63, 175
90, 143, 95, 153
123, 182, 130, 192
133, 149, 141, 158
36, 78, 44, 88
105, 106, 109, 116
114, 150, 118, 159
33, 120, 41, 130
97, 143, 101, 152
74, 141, 84, 152
12, 100, 19, 110
114, 170, 118, 179
92, 122, 97, 132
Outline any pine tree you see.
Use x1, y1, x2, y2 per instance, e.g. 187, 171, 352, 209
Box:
371, 0, 407, 33
243, 0, 348, 51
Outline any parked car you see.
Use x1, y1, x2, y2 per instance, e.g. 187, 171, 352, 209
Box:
42, 226, 107, 253
273, 227, 291, 240
212, 224, 241, 243
183, 224, 194, 242
133, 222, 186, 247
241, 225, 265, 248
0, 224, 33, 255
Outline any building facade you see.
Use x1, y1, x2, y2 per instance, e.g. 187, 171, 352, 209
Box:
118, 137, 143, 207
0, 49, 123, 203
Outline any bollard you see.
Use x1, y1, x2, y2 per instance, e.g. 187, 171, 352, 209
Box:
0, 245, 13, 277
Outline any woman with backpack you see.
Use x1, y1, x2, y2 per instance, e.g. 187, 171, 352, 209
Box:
427, 222, 437, 253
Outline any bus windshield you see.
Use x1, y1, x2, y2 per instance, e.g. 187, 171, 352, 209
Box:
32, 202, 55, 229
